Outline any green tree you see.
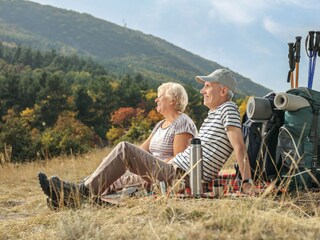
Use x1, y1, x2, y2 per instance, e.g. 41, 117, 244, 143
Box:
34, 72, 70, 127
184, 84, 207, 128
19, 47, 33, 66
13, 45, 22, 64
88, 76, 118, 138
0, 109, 39, 162
0, 66, 21, 112
18, 66, 40, 109
74, 86, 94, 126
0, 42, 3, 58
116, 75, 142, 107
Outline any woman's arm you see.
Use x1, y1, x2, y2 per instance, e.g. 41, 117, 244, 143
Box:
140, 134, 153, 152
164, 132, 193, 162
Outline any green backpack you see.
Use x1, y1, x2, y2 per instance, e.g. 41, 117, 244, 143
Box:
276, 87, 320, 191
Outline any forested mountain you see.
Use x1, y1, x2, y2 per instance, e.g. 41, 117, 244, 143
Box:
0, 43, 211, 162
0, 0, 271, 96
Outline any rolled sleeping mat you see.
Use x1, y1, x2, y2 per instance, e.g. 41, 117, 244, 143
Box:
246, 97, 273, 121
274, 92, 310, 111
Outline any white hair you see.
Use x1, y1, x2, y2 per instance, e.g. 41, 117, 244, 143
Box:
158, 82, 188, 112
219, 83, 234, 100
226, 89, 234, 100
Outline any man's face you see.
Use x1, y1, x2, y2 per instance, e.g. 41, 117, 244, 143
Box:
200, 82, 226, 109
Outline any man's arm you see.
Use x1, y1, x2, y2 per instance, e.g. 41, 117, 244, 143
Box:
226, 126, 253, 192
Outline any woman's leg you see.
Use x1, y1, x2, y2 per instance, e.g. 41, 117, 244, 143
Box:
84, 142, 176, 196
101, 171, 148, 195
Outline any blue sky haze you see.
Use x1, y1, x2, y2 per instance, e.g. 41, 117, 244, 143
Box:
29, 0, 320, 93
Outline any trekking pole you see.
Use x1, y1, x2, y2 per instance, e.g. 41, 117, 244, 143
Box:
306, 31, 315, 88
287, 42, 295, 88
294, 36, 302, 88
310, 31, 320, 83
318, 31, 320, 57
311, 31, 320, 80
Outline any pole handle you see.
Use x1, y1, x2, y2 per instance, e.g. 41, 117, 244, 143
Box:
316, 31, 320, 56
288, 43, 295, 70
308, 31, 315, 51
287, 42, 295, 83
295, 36, 302, 63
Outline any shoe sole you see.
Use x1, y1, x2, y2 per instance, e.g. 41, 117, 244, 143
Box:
39, 172, 83, 209
38, 172, 52, 197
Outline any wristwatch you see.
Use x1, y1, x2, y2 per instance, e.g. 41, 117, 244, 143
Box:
242, 179, 253, 184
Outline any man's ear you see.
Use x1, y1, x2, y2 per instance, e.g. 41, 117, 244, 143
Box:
220, 86, 228, 96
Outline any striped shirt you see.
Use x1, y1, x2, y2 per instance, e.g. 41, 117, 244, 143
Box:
173, 101, 241, 182
149, 113, 198, 161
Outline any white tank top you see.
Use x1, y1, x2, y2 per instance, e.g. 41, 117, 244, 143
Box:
149, 113, 198, 161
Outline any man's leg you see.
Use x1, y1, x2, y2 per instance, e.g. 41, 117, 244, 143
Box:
84, 141, 176, 196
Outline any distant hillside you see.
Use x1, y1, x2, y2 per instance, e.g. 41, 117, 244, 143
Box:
0, 0, 271, 96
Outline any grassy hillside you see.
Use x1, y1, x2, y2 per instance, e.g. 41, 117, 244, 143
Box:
0, 148, 320, 239
0, 0, 271, 96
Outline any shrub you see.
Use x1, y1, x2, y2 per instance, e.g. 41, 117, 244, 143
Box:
41, 111, 98, 158
0, 110, 39, 162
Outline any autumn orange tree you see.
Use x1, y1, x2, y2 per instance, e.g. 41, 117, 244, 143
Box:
106, 106, 162, 145
110, 107, 140, 129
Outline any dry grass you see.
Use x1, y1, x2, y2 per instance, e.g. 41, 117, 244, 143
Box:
1, 148, 320, 240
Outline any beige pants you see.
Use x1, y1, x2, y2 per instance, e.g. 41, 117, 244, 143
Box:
84, 142, 180, 196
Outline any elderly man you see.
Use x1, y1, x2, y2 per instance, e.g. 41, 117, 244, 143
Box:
174, 69, 252, 188
39, 69, 253, 208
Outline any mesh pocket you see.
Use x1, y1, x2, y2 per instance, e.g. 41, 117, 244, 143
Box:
277, 127, 304, 169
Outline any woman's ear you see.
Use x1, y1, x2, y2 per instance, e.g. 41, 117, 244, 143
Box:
170, 96, 177, 105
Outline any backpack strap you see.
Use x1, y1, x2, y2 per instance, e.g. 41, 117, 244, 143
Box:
308, 104, 320, 174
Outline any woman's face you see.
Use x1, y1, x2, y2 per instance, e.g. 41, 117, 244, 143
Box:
155, 90, 172, 115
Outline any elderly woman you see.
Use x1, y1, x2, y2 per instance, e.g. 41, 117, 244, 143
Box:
39, 82, 197, 208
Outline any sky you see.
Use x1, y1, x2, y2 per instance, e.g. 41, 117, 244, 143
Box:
28, 0, 320, 93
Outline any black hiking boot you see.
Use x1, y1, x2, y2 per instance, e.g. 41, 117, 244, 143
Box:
38, 172, 89, 209
38, 172, 60, 209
